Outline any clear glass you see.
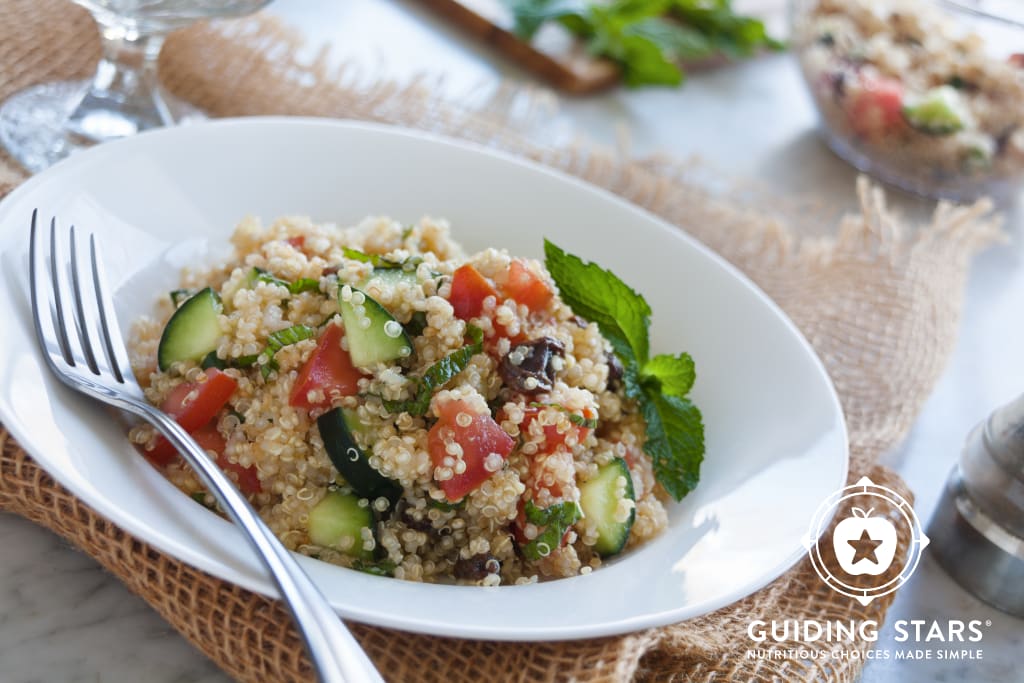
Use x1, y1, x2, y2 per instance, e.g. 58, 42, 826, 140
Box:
0, 0, 270, 173
791, 0, 1024, 204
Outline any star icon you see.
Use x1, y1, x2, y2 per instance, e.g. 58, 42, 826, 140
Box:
847, 529, 883, 564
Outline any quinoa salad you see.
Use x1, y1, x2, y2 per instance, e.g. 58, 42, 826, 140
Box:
128, 215, 704, 585
794, 0, 1024, 199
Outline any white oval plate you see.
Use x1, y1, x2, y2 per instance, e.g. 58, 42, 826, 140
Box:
0, 118, 847, 641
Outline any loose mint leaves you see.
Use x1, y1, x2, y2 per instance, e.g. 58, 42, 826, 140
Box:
504, 0, 782, 88
544, 240, 704, 501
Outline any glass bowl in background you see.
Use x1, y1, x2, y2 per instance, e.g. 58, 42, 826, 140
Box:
0, 0, 270, 173
791, 0, 1024, 204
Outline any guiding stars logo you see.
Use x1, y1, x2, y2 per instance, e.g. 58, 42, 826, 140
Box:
803, 476, 930, 605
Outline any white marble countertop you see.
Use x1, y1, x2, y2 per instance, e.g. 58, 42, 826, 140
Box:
1, 0, 1021, 681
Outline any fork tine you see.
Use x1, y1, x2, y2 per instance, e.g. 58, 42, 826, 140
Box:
29, 210, 68, 368
90, 233, 135, 385
49, 217, 90, 370
69, 225, 102, 375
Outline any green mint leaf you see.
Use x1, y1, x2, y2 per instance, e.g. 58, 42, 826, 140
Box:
505, 0, 779, 88
643, 352, 695, 397
641, 392, 704, 500
253, 268, 290, 289
544, 240, 650, 365
259, 324, 317, 380
521, 500, 583, 560
503, 0, 587, 40
266, 324, 317, 354
382, 325, 484, 416
289, 278, 321, 294
250, 268, 321, 295
343, 247, 422, 272
669, 0, 782, 55
616, 31, 684, 86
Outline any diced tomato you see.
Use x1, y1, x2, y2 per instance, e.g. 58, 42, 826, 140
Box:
848, 75, 905, 138
517, 405, 594, 453
188, 422, 261, 495
191, 420, 227, 454
428, 399, 514, 501
146, 369, 238, 464
289, 324, 364, 410
162, 368, 237, 429
449, 264, 498, 320
286, 236, 306, 249
504, 260, 553, 312
1010, 54, 1024, 68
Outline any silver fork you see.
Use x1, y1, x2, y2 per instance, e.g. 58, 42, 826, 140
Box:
29, 211, 383, 683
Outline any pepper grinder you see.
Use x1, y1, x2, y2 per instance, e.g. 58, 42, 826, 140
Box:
929, 393, 1024, 617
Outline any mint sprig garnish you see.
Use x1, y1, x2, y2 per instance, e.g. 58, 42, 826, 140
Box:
643, 352, 695, 398
542, 240, 650, 369
544, 240, 704, 501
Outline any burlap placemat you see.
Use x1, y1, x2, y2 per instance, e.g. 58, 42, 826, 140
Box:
0, 1, 1007, 681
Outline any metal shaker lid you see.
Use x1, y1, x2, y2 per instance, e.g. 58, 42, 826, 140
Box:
929, 394, 1024, 617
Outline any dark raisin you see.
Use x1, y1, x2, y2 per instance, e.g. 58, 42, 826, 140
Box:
569, 315, 588, 328
454, 553, 500, 581
397, 501, 435, 533
498, 337, 565, 395
606, 351, 625, 391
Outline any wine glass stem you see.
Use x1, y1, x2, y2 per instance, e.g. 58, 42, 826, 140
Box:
66, 21, 171, 143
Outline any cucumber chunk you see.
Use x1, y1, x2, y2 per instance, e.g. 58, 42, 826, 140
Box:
338, 287, 413, 368
902, 85, 968, 135
317, 407, 401, 503
307, 490, 374, 560
360, 267, 421, 289
579, 457, 636, 557
157, 287, 223, 371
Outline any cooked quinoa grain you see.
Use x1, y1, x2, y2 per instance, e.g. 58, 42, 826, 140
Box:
129, 215, 670, 584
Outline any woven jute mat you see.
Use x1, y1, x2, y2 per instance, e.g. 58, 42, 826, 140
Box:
0, 1, 1008, 681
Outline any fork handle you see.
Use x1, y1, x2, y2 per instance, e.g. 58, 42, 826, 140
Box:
138, 404, 384, 683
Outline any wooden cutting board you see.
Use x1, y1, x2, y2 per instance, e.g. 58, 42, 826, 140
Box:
414, 0, 621, 94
